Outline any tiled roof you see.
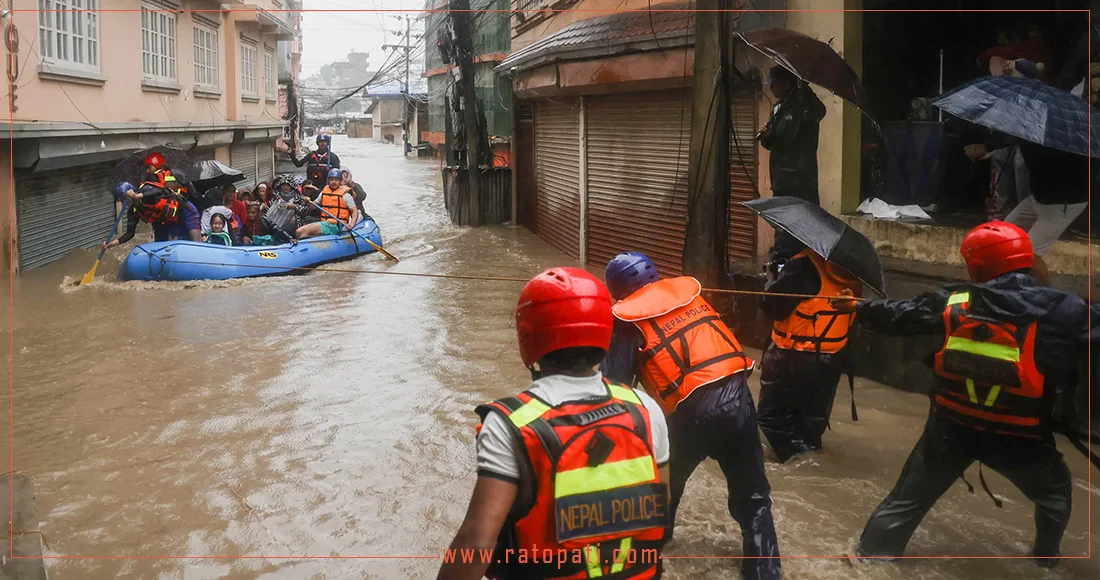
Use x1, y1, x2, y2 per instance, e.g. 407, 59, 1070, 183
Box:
498, 1, 696, 72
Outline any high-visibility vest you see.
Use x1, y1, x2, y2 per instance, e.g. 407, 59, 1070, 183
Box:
932, 291, 1047, 437
133, 193, 181, 225
771, 249, 862, 353
612, 276, 753, 415
476, 379, 665, 579
319, 186, 351, 223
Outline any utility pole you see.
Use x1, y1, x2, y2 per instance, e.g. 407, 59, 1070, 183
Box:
683, 0, 731, 287
449, 0, 485, 226
384, 15, 417, 157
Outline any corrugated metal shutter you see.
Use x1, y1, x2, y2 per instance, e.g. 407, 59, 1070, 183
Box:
586, 90, 691, 276
255, 145, 275, 184
534, 98, 581, 259
230, 144, 257, 183
16, 162, 115, 270
728, 90, 759, 265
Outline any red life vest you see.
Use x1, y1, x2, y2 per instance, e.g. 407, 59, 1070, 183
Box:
133, 193, 181, 225
141, 168, 174, 190
612, 276, 752, 415
475, 379, 665, 579
771, 249, 862, 353
307, 152, 334, 184
932, 291, 1047, 438
319, 186, 351, 223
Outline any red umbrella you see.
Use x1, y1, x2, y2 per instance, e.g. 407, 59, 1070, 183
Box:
737, 28, 868, 112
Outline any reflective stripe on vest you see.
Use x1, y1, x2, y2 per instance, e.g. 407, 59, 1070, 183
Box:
770, 249, 860, 353
613, 277, 752, 415
932, 291, 1046, 437
473, 382, 665, 579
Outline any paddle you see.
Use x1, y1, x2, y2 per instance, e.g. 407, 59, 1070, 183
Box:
78, 201, 129, 286
306, 199, 399, 262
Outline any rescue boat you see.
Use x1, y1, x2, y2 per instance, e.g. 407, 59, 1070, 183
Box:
118, 218, 384, 282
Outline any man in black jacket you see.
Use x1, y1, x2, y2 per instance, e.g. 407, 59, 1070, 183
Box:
757, 65, 827, 262
852, 222, 1097, 568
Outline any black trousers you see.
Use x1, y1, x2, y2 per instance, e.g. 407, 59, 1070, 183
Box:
858, 413, 1073, 565
757, 344, 844, 463
666, 374, 781, 580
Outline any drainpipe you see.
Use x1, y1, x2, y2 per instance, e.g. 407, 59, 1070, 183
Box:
578, 95, 588, 265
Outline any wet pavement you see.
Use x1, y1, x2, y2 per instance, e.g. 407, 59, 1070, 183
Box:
2, 136, 1096, 579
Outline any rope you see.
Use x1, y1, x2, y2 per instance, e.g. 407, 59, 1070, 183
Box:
151, 259, 868, 302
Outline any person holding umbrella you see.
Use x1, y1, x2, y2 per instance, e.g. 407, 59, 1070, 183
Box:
742, 197, 885, 464
852, 222, 1096, 568
601, 251, 781, 580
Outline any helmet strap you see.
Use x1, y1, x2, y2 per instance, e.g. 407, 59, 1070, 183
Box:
528, 365, 542, 381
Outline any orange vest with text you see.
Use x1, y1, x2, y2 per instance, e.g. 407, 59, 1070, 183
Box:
319, 185, 352, 223
931, 291, 1047, 438
771, 249, 862, 354
475, 379, 665, 579
613, 276, 752, 415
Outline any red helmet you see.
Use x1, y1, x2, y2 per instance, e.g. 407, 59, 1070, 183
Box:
515, 267, 613, 367
143, 152, 166, 169
960, 221, 1034, 282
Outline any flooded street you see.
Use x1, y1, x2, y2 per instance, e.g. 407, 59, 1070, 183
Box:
3, 136, 1096, 579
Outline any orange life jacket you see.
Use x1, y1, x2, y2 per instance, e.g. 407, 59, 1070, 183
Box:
319, 186, 351, 223
932, 291, 1047, 438
612, 276, 752, 415
475, 379, 665, 579
133, 193, 181, 225
771, 249, 862, 353
141, 167, 173, 190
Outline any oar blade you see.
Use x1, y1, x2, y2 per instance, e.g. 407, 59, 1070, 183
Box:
78, 260, 100, 286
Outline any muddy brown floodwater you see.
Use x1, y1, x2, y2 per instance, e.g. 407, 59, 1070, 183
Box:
0, 137, 1095, 579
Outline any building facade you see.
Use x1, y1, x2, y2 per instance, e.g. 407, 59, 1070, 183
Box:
421, 0, 512, 164
0, 1, 296, 271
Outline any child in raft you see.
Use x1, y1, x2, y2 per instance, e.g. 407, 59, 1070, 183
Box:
204, 213, 233, 246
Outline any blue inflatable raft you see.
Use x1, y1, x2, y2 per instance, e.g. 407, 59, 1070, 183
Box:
119, 218, 384, 282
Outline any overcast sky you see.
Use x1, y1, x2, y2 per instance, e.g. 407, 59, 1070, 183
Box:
300, 0, 427, 81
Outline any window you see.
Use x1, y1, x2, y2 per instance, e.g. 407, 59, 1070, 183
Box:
38, 0, 100, 72
264, 49, 276, 97
141, 4, 177, 82
193, 24, 218, 89
241, 41, 258, 96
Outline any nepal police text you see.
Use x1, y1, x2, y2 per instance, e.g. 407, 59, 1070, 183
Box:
660, 303, 712, 334
441, 546, 660, 566
558, 489, 667, 537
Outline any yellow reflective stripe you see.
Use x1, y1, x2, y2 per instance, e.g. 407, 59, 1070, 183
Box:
508, 399, 550, 427
966, 378, 978, 404
984, 385, 1002, 407
556, 456, 656, 497
585, 545, 603, 578
608, 384, 641, 405
944, 336, 1020, 362
610, 537, 632, 574
947, 292, 970, 305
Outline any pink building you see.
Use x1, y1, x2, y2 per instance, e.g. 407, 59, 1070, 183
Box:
0, 1, 301, 271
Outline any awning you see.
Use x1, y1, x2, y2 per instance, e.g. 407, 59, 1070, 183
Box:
496, 1, 695, 73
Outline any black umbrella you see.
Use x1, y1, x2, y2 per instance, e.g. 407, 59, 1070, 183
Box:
188, 159, 247, 193
737, 28, 868, 112
111, 145, 191, 187
933, 75, 1100, 158
743, 196, 887, 296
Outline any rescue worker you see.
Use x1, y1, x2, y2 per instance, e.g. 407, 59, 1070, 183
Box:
601, 252, 782, 580
757, 242, 863, 463
140, 152, 175, 189
295, 168, 358, 239
289, 134, 341, 186
854, 222, 1096, 568
158, 175, 202, 242
438, 267, 670, 580
103, 181, 185, 249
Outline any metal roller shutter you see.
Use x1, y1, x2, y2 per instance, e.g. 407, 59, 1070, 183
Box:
586, 90, 691, 276
728, 90, 759, 265
16, 162, 116, 270
534, 98, 582, 259
255, 145, 275, 184
230, 143, 257, 184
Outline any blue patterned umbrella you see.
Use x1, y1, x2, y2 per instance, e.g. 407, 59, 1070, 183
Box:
933, 76, 1100, 158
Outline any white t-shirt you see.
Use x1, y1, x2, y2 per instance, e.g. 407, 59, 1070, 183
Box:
476, 373, 670, 485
